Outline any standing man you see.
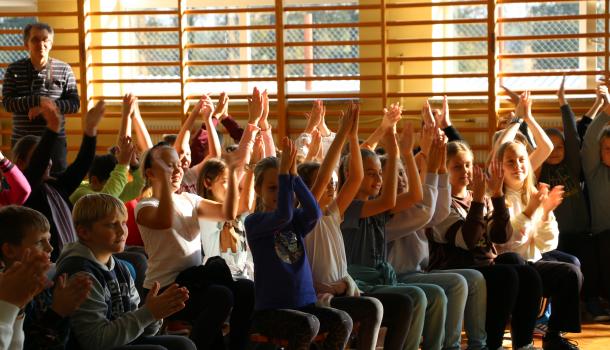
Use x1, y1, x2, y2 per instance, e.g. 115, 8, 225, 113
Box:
2, 22, 80, 173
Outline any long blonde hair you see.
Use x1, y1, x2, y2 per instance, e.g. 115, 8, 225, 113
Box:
496, 141, 536, 206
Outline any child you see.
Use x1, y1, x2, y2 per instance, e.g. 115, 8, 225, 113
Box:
0, 150, 31, 206
0, 205, 91, 350
298, 103, 394, 350
0, 248, 49, 350
246, 137, 353, 350
13, 99, 105, 261
495, 140, 583, 350
580, 96, 610, 320
136, 142, 252, 350
430, 140, 543, 350
385, 130, 488, 350
56, 194, 195, 350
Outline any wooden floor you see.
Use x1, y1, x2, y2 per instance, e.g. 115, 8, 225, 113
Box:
499, 322, 610, 349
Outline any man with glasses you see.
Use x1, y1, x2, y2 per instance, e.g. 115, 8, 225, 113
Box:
2, 22, 80, 173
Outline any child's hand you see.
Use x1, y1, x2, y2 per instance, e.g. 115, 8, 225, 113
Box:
279, 137, 296, 175
437, 95, 451, 128
306, 100, 324, 132
152, 152, 173, 181
247, 87, 264, 125
542, 184, 564, 214
557, 76, 566, 106
84, 100, 106, 137
117, 136, 135, 166
0, 249, 50, 308
382, 102, 402, 131
598, 84, 610, 106
305, 129, 322, 162
51, 273, 93, 317
516, 91, 532, 120
214, 92, 229, 120
336, 102, 355, 138
418, 123, 435, 158
523, 183, 547, 218
349, 102, 360, 138
199, 95, 215, 121
438, 133, 448, 174
471, 165, 486, 203
426, 137, 442, 173
145, 282, 189, 320
122, 93, 137, 118
420, 100, 435, 129
486, 160, 504, 197
260, 90, 270, 130
251, 135, 264, 165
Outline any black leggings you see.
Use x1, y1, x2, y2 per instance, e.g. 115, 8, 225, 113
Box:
330, 296, 383, 350
251, 305, 353, 350
364, 292, 413, 350
475, 262, 542, 349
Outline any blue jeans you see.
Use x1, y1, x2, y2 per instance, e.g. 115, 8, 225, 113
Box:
398, 269, 487, 350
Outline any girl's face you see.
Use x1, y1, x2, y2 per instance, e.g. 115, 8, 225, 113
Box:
310, 168, 337, 208
396, 162, 407, 194
359, 156, 383, 198
257, 167, 279, 211
151, 147, 184, 193
448, 151, 473, 191
502, 143, 529, 190
207, 168, 229, 202
546, 134, 565, 165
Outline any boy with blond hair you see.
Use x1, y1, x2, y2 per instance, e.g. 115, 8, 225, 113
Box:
56, 193, 195, 350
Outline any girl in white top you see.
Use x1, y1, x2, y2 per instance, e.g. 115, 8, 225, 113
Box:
136, 110, 253, 349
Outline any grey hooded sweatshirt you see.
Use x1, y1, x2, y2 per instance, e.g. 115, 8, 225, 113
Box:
55, 242, 160, 350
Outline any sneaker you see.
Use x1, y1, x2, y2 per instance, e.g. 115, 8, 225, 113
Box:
586, 299, 610, 322
533, 322, 548, 337
542, 334, 579, 350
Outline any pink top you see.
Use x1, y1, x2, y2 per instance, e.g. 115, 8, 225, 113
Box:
0, 158, 31, 206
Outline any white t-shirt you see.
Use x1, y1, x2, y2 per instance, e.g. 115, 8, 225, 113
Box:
135, 192, 203, 289
199, 213, 254, 279
179, 168, 198, 194
304, 200, 349, 285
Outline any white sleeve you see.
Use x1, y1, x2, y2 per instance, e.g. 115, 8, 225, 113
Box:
428, 173, 451, 227
0, 300, 21, 350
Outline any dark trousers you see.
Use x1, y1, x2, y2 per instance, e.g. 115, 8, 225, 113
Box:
251, 304, 353, 350
533, 260, 583, 333
144, 279, 254, 350
112, 335, 196, 350
475, 262, 542, 349
330, 296, 382, 350
365, 292, 413, 350
541, 249, 581, 267
557, 231, 610, 301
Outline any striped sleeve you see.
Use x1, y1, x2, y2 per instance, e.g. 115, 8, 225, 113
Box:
55, 63, 80, 114
2, 61, 40, 113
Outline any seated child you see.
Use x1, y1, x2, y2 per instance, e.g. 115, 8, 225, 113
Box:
0, 205, 91, 350
56, 194, 195, 350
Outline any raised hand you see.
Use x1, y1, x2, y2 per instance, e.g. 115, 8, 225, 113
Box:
557, 76, 566, 106
382, 102, 402, 131
279, 137, 297, 175
145, 282, 189, 320
426, 137, 442, 173
471, 165, 486, 203
486, 160, 504, 197
598, 84, 610, 105
501, 85, 521, 106
437, 95, 451, 128
251, 135, 264, 165
51, 273, 93, 317
84, 100, 106, 137
421, 100, 435, 129
381, 127, 399, 158
247, 87, 264, 125
438, 132, 448, 174
515, 91, 532, 120
419, 123, 436, 157
117, 136, 135, 165
337, 102, 355, 138
260, 89, 270, 130
0, 249, 50, 308
349, 102, 360, 138
305, 129, 322, 162
122, 93, 137, 118
214, 92, 229, 120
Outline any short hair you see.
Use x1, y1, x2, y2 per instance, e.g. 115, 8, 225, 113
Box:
89, 154, 118, 183
162, 134, 178, 146
73, 193, 127, 230
197, 158, 227, 200
297, 162, 321, 189
0, 206, 49, 258
12, 135, 40, 167
23, 22, 54, 44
